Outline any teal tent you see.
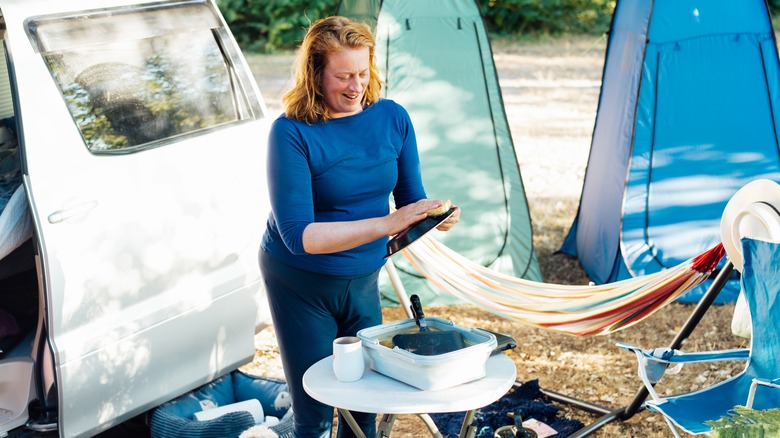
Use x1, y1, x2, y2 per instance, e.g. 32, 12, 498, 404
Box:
338, 0, 542, 305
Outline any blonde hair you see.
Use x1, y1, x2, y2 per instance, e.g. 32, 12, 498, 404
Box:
282, 16, 382, 124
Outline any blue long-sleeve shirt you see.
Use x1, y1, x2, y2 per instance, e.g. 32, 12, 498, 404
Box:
262, 99, 427, 276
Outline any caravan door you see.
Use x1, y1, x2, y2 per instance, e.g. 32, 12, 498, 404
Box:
2, 0, 269, 436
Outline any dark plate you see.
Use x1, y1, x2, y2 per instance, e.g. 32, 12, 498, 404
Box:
384, 206, 457, 259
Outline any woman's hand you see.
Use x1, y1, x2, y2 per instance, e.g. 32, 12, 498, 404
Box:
435, 204, 460, 231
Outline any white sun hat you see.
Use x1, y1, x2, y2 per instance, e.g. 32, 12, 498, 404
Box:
720, 179, 780, 273
720, 178, 780, 338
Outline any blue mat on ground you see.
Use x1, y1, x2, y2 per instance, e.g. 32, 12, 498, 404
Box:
429, 379, 583, 438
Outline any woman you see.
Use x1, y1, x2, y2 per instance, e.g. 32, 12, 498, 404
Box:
259, 16, 459, 437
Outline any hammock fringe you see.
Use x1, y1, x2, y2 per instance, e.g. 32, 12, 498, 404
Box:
692, 243, 726, 272
399, 237, 725, 336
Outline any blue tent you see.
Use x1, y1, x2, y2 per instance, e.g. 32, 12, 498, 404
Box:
561, 0, 780, 303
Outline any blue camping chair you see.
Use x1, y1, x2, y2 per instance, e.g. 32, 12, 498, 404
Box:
617, 237, 780, 436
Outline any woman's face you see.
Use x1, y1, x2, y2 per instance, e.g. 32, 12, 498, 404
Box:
322, 46, 370, 118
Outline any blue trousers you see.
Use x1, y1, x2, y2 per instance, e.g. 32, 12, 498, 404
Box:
260, 250, 382, 438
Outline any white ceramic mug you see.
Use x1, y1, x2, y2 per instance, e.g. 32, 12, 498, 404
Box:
332, 336, 365, 382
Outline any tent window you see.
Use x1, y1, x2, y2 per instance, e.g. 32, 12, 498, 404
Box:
25, 2, 256, 153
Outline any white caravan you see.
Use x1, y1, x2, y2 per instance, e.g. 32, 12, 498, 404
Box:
0, 0, 272, 436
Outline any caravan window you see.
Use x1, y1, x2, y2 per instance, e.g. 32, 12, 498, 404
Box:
25, 2, 262, 153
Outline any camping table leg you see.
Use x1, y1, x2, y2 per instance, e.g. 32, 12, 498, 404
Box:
376, 413, 396, 437
338, 408, 366, 438
458, 409, 478, 438
342, 411, 444, 437
416, 414, 443, 437
342, 411, 445, 437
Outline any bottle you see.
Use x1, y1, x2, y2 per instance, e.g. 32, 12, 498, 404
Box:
493, 411, 538, 438
493, 425, 516, 438
513, 411, 538, 438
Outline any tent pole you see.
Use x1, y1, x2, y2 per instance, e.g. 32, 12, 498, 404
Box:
384, 258, 414, 319
562, 261, 735, 437
539, 388, 612, 416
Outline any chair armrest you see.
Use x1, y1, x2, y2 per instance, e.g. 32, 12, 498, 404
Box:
747, 378, 780, 409
616, 342, 749, 365
616, 342, 750, 403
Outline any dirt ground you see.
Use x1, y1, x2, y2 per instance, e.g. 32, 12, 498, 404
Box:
242, 35, 748, 437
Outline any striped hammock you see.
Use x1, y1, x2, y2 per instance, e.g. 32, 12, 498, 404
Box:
398, 236, 726, 336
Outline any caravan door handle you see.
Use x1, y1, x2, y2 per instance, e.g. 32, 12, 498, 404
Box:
47, 200, 98, 224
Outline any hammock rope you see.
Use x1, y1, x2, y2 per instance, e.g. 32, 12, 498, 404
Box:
399, 236, 726, 336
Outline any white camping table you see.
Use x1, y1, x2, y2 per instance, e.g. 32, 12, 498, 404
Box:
303, 353, 516, 438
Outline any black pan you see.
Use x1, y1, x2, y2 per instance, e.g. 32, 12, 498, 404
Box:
385, 206, 457, 259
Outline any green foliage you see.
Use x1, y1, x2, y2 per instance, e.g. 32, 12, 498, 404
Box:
477, 0, 615, 36
707, 406, 780, 438
216, 1, 779, 53
217, 0, 615, 52
216, 0, 340, 53
770, 1, 780, 16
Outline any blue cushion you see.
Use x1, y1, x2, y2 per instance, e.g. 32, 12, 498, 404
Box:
150, 409, 254, 438
158, 372, 238, 421
150, 371, 293, 438
232, 372, 291, 419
